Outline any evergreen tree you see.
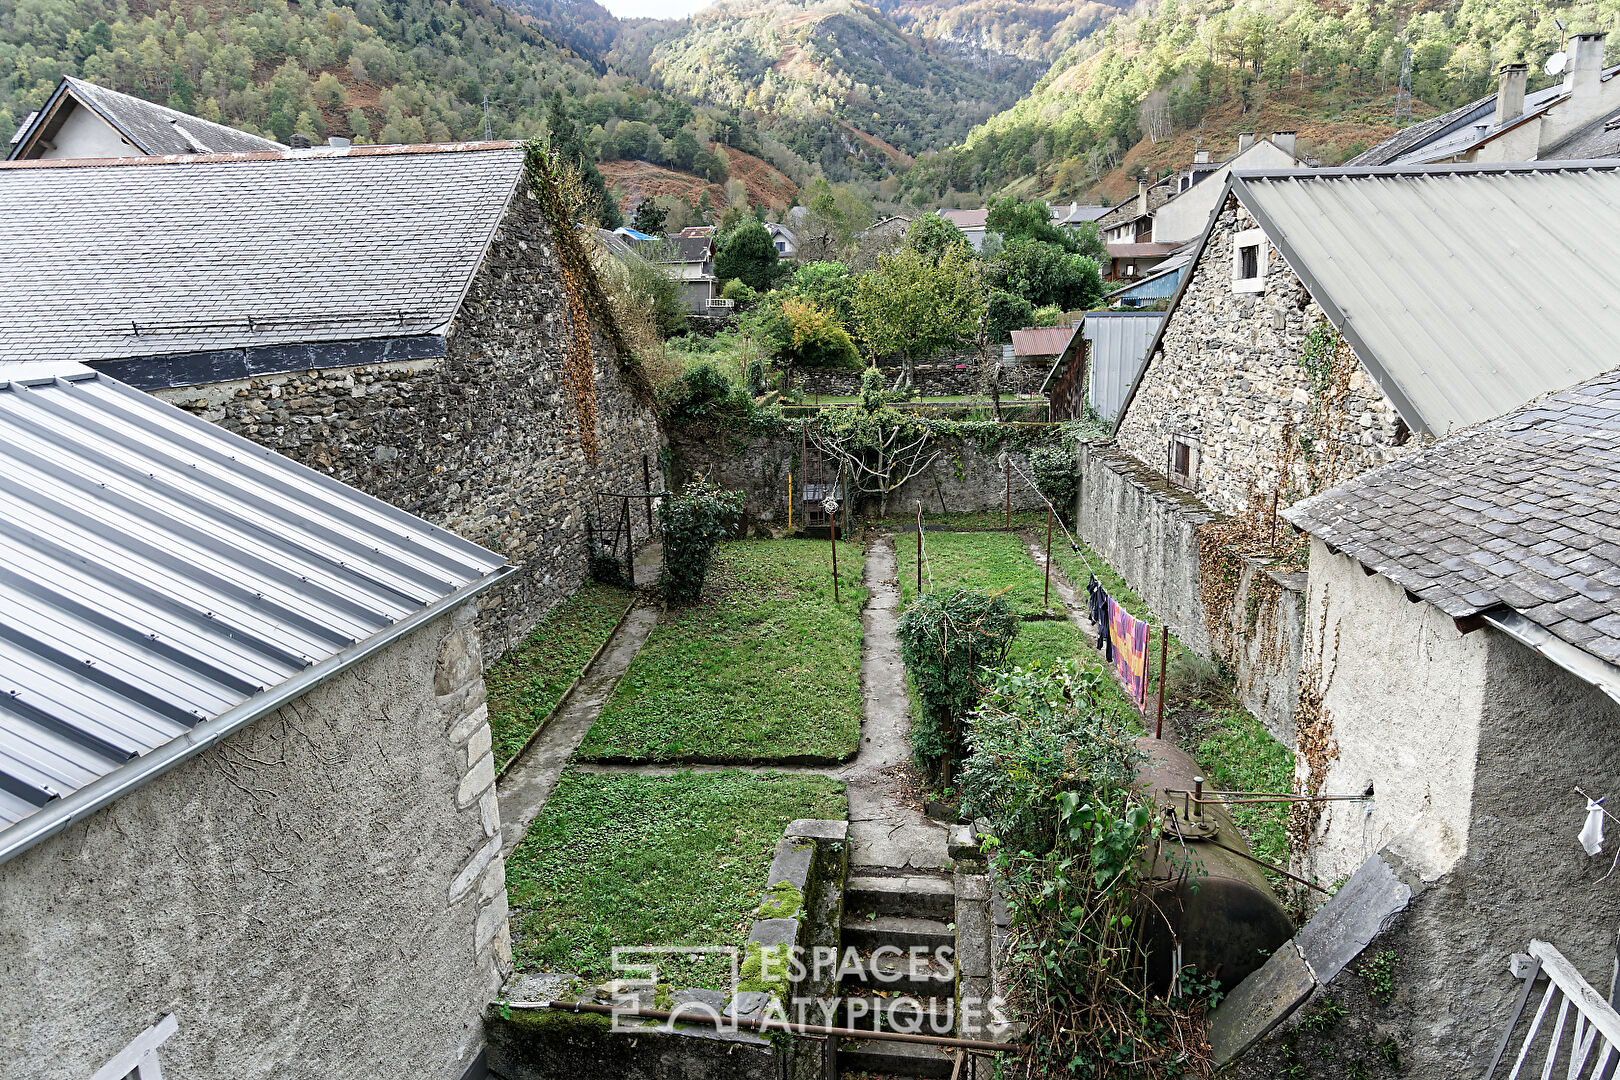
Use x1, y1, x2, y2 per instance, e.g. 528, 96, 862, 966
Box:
547, 93, 620, 229
715, 219, 782, 292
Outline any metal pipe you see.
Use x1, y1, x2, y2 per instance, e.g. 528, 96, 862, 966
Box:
1193, 776, 1204, 820
1154, 625, 1168, 739
1043, 508, 1053, 610
643, 455, 654, 533
503, 1000, 1022, 1054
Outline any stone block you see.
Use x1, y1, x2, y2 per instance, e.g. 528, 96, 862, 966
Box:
1294, 853, 1411, 985
955, 900, 990, 979
446, 701, 490, 745
785, 819, 848, 842
748, 918, 800, 949
449, 834, 503, 905
476, 893, 510, 950
503, 971, 585, 1003
947, 824, 978, 861
765, 839, 814, 893
458, 751, 495, 807
463, 722, 492, 768
954, 872, 989, 902
726, 991, 772, 1021
435, 627, 479, 695
479, 786, 501, 840
1206, 942, 1318, 1068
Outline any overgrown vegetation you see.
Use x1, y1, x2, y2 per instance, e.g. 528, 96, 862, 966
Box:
506, 769, 845, 988
658, 479, 745, 603
897, 586, 1019, 775
485, 584, 634, 771
580, 539, 865, 762
960, 663, 1220, 1078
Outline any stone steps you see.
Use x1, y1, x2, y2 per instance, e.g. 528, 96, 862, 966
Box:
840, 952, 956, 998
838, 992, 957, 1035
845, 873, 955, 919
836, 1036, 961, 1079
840, 913, 954, 953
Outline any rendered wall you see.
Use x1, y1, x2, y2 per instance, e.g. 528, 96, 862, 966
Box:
156, 184, 664, 660
0, 605, 508, 1080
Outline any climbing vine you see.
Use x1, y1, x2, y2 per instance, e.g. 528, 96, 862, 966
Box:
522, 139, 657, 463
1289, 590, 1343, 878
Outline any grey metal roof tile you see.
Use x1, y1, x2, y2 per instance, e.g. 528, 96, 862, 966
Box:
0, 362, 507, 857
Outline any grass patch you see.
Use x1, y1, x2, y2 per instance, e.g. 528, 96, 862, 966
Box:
873, 509, 1048, 532
896, 530, 1053, 615
485, 583, 634, 771
578, 539, 865, 762
1185, 702, 1293, 869
506, 770, 846, 988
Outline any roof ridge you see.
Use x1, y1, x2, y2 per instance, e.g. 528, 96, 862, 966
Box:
0, 141, 524, 170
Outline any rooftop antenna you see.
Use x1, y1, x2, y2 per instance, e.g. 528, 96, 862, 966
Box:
1549, 17, 1569, 76
482, 95, 493, 141
1394, 47, 1413, 124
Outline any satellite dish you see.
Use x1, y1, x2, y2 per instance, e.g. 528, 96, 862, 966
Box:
1547, 51, 1568, 76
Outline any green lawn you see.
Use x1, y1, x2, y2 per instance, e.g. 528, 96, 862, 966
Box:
896, 530, 1054, 615
875, 509, 1048, 532
506, 770, 846, 988
577, 539, 866, 763
485, 583, 634, 771
1184, 703, 1294, 870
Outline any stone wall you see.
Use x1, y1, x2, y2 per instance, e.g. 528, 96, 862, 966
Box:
156, 183, 664, 661
671, 430, 1047, 526
1114, 197, 1417, 516
1076, 441, 1303, 741
798, 355, 1048, 398
0, 605, 507, 1080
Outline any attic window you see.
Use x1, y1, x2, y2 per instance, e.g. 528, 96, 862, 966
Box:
1168, 434, 1200, 490
1232, 226, 1268, 293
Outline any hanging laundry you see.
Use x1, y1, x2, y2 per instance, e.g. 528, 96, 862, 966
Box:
1086, 574, 1113, 661
1108, 597, 1151, 709
1580, 797, 1606, 856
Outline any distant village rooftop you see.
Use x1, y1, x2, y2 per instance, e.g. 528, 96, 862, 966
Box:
8, 75, 284, 161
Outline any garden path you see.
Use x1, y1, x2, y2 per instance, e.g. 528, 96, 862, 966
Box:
569, 535, 950, 873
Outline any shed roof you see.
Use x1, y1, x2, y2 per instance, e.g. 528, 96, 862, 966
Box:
1229, 161, 1620, 436
0, 143, 526, 366
1284, 367, 1620, 696
0, 363, 509, 864
1106, 242, 1179, 259
1010, 326, 1077, 358
9, 76, 284, 160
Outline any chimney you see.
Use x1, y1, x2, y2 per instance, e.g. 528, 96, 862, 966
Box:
1237, 131, 1255, 154
1193, 148, 1211, 164
1272, 131, 1297, 161
287, 132, 313, 149
1495, 62, 1528, 126
1137, 179, 1149, 217
1567, 32, 1607, 101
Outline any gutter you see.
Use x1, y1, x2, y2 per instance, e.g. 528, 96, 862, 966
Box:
1481, 608, 1620, 707
0, 563, 518, 867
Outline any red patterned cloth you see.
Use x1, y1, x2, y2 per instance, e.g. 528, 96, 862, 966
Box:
1107, 597, 1150, 709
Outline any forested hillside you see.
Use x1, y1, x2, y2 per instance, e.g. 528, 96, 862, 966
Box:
875, 0, 1127, 82
609, 0, 1019, 182
903, 0, 1620, 202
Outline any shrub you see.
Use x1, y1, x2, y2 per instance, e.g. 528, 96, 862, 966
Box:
659, 362, 752, 427
775, 296, 860, 369
720, 278, 760, 307
897, 587, 1019, 774
959, 662, 1141, 854
986, 290, 1034, 344
1033, 303, 1066, 327
1028, 442, 1077, 514
658, 480, 744, 602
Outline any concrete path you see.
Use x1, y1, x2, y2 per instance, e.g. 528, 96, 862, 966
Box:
497, 603, 661, 859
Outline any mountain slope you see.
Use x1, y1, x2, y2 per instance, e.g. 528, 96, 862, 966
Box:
904, 0, 1606, 201
875, 0, 1128, 83
610, 0, 1020, 181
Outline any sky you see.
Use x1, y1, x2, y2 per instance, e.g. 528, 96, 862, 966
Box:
597, 0, 714, 17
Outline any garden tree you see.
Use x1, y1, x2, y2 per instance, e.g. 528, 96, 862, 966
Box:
657, 479, 745, 602
797, 178, 876, 262
852, 245, 984, 387
782, 261, 856, 328
986, 290, 1035, 344
548, 94, 621, 228
715, 218, 782, 292
990, 236, 1103, 311
903, 212, 974, 265
897, 587, 1019, 779
809, 367, 948, 517
624, 253, 686, 338
630, 199, 669, 236
761, 296, 860, 370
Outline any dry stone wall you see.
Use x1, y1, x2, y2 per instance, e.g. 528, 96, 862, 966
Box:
798, 355, 1048, 397
156, 185, 664, 661
1114, 198, 1415, 516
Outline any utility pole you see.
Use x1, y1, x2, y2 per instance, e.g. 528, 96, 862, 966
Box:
482, 95, 493, 141
1394, 48, 1413, 124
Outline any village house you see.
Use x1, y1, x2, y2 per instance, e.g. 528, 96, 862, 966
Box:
1079, 160, 1620, 735
652, 232, 726, 313
0, 363, 512, 1080
1214, 369, 1620, 1078
939, 206, 990, 250
1353, 32, 1620, 166
765, 221, 798, 258
8, 75, 283, 160
0, 141, 663, 661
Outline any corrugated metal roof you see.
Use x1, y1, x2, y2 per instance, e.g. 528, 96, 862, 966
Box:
1233, 162, 1620, 436
0, 363, 508, 860
1010, 326, 1077, 357
1084, 313, 1164, 422
0, 143, 525, 364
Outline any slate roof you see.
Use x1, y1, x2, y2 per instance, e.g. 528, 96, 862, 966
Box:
1284, 368, 1620, 670
1544, 105, 1620, 159
9, 76, 283, 160
0, 362, 509, 864
0, 143, 525, 365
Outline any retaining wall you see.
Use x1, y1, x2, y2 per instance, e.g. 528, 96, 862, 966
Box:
799, 355, 1048, 398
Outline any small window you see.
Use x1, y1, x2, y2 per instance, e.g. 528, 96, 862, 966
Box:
1392, 417, 1412, 447
1124, 264, 1135, 277
1168, 434, 1200, 490
1231, 226, 1268, 293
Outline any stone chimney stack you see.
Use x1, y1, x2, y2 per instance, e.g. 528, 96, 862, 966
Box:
1272, 131, 1297, 161
1496, 62, 1528, 126
1567, 32, 1607, 102
1237, 131, 1255, 154
1137, 179, 1149, 217
1193, 148, 1211, 164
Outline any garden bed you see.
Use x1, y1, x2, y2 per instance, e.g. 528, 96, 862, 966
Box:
506, 770, 846, 989
577, 539, 865, 763
485, 583, 636, 771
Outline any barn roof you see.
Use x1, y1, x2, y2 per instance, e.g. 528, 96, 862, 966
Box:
8, 76, 284, 160
1285, 367, 1620, 700
0, 143, 526, 373
0, 364, 509, 864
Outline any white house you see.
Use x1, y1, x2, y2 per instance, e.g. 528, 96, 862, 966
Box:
8, 76, 282, 160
